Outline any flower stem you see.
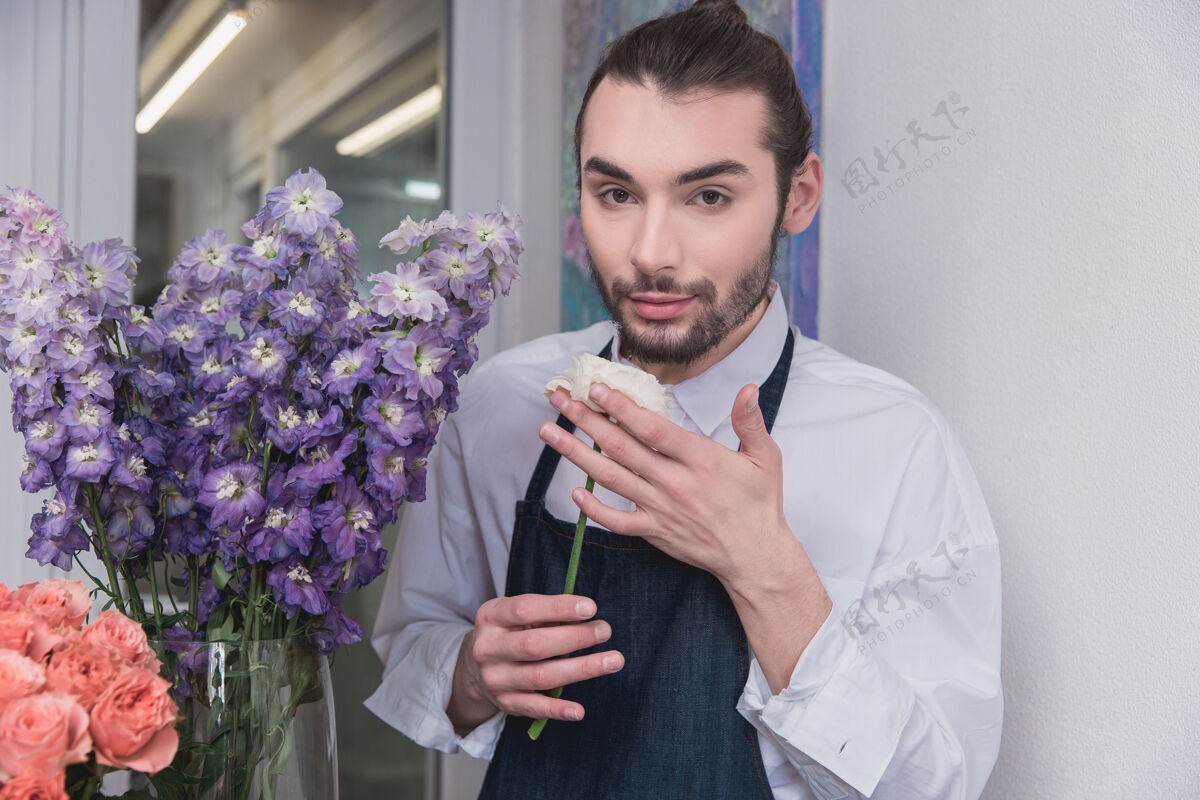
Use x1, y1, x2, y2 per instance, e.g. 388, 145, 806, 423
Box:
528, 441, 601, 740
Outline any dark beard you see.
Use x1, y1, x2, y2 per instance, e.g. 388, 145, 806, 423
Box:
588, 236, 777, 367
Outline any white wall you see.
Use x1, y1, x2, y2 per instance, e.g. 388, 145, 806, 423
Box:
0, 0, 139, 587
821, 2, 1200, 796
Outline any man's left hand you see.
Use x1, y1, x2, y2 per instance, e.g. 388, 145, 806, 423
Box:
542, 381, 793, 591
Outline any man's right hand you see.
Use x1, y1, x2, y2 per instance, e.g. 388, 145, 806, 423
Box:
446, 593, 625, 733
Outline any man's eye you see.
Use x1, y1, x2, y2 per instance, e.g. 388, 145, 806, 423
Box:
697, 190, 726, 207
602, 189, 632, 204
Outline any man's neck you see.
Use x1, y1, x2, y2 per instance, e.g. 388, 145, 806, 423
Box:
628, 296, 771, 386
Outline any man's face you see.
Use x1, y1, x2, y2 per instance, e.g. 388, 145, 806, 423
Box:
578, 79, 783, 376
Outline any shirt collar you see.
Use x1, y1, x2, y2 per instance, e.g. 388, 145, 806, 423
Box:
614, 283, 790, 437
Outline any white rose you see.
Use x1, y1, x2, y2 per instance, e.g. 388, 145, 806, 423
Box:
544, 353, 670, 417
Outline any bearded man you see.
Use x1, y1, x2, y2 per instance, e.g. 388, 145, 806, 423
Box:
368, 2, 1003, 797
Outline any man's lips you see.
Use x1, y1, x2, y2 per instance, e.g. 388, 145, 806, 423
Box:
628, 293, 695, 321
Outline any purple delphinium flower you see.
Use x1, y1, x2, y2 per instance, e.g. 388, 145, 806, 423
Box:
192, 287, 244, 326
314, 601, 364, 652
60, 396, 112, 442
265, 169, 343, 237
79, 239, 136, 313
104, 489, 156, 559
19, 455, 55, 492
312, 479, 377, 563
62, 361, 115, 401
24, 414, 68, 462
235, 329, 295, 384
177, 229, 236, 285
378, 216, 434, 256
367, 261, 447, 322
424, 248, 488, 299
266, 558, 338, 617
365, 443, 409, 505
381, 324, 453, 400
198, 463, 266, 530
0, 170, 524, 661
359, 387, 425, 447
243, 501, 314, 562
26, 497, 88, 571
323, 340, 379, 400
189, 341, 236, 394
63, 436, 116, 481
3, 241, 57, 289
285, 432, 358, 496
267, 279, 326, 336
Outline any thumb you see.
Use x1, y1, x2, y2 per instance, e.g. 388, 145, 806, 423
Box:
731, 384, 772, 457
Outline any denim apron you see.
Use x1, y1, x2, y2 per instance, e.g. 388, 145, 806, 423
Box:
478, 330, 795, 800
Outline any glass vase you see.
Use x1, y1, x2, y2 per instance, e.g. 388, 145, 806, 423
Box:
153, 638, 338, 800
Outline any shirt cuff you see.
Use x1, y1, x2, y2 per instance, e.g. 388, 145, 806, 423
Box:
737, 600, 915, 797
364, 622, 505, 759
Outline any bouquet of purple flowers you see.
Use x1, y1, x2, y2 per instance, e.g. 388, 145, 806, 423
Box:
0, 168, 520, 798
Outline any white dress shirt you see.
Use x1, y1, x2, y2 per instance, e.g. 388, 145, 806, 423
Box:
366, 288, 1003, 799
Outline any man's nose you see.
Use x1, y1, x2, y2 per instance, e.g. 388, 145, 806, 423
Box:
628, 201, 681, 276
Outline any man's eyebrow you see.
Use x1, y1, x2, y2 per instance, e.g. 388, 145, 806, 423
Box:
673, 160, 750, 186
582, 157, 635, 184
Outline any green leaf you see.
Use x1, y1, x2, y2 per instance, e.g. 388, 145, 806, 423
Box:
211, 560, 232, 590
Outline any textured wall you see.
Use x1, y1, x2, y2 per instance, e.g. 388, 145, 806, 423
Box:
820, 1, 1200, 796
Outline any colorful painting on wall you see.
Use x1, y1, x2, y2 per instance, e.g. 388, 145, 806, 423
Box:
560, 0, 823, 338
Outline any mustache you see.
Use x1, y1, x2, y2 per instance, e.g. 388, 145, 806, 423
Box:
608, 274, 718, 303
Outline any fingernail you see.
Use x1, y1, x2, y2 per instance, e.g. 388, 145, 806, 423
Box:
594, 621, 610, 643
566, 707, 581, 721
549, 390, 567, 411
745, 387, 759, 413
540, 423, 559, 444
588, 383, 608, 404
576, 599, 596, 617
603, 654, 621, 671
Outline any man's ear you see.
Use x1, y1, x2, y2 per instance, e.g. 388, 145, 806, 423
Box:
780, 153, 823, 235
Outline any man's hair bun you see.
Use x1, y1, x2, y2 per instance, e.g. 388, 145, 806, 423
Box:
692, 0, 750, 26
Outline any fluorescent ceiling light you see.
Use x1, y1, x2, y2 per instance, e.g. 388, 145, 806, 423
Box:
404, 180, 442, 201
335, 86, 443, 158
136, 10, 248, 135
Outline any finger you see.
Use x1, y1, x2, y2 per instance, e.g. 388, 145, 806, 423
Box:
730, 383, 777, 463
585, 382, 698, 461
539, 421, 651, 503
496, 691, 586, 722
476, 593, 597, 630
546, 388, 665, 478
500, 649, 625, 693
572, 487, 646, 537
488, 619, 613, 663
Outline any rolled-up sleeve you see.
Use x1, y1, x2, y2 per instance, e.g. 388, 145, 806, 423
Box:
738, 421, 1003, 799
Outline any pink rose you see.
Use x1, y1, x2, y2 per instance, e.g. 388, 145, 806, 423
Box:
89, 669, 179, 773
0, 651, 46, 710
12, 581, 89, 631
0, 693, 90, 780
43, 642, 122, 711
0, 771, 68, 800
0, 611, 62, 663
79, 611, 158, 670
